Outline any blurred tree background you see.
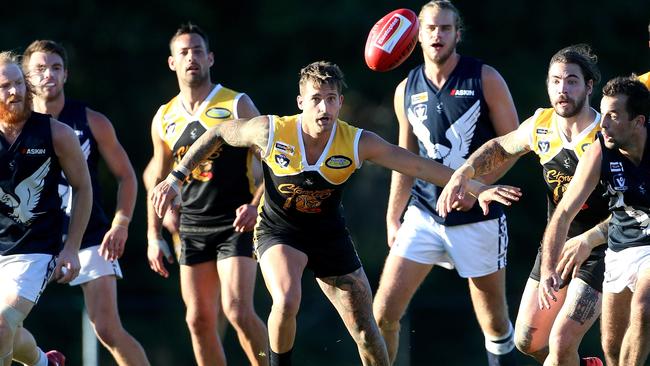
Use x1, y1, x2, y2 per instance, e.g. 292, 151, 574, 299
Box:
2, 0, 649, 365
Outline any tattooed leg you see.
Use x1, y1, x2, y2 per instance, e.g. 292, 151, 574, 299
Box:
546, 278, 602, 366
317, 268, 389, 366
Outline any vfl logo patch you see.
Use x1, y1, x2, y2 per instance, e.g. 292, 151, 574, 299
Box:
450, 89, 475, 97
410, 92, 429, 104
414, 104, 428, 120
325, 155, 352, 169
538, 140, 550, 153
275, 154, 290, 168
274, 142, 295, 156
610, 162, 624, 173
205, 108, 231, 119
535, 128, 548, 135
613, 173, 627, 191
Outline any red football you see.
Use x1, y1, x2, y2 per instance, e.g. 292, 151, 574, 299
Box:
365, 8, 420, 72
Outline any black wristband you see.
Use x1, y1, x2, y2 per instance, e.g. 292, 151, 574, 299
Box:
170, 169, 187, 181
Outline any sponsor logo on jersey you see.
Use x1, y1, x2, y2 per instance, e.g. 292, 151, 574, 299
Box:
275, 154, 290, 168
610, 161, 624, 173
21, 148, 47, 155
613, 173, 627, 191
538, 140, 550, 153
410, 92, 429, 104
450, 89, 475, 97
535, 128, 548, 135
325, 155, 352, 169
205, 107, 232, 119
274, 142, 295, 156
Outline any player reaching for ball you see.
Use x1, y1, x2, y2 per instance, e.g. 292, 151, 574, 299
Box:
371, 1, 521, 365
150, 60, 521, 366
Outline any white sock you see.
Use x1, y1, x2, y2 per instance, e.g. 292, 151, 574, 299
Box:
34, 348, 48, 366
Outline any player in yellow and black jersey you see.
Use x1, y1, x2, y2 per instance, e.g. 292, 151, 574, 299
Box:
151, 61, 520, 366
145, 23, 268, 366
439, 45, 609, 366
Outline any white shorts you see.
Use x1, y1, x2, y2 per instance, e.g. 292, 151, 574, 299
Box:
69, 245, 123, 286
0, 254, 56, 303
390, 205, 508, 278
603, 246, 650, 293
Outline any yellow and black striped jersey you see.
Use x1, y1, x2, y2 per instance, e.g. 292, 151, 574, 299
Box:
257, 114, 362, 235
153, 84, 256, 225
524, 107, 609, 236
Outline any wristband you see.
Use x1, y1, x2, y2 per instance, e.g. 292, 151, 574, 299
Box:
165, 175, 182, 195
111, 213, 130, 228
148, 238, 172, 258
170, 169, 187, 182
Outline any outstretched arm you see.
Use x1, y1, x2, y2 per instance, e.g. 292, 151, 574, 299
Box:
150, 115, 270, 218
538, 141, 603, 309
557, 216, 609, 280
87, 109, 137, 261
52, 119, 92, 283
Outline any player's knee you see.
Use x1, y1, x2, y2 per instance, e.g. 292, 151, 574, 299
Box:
0, 305, 24, 346
222, 299, 253, 328
185, 308, 216, 334
270, 295, 300, 319
92, 321, 124, 347
375, 314, 400, 335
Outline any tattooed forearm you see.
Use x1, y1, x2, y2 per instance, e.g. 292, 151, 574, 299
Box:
467, 133, 529, 177
178, 127, 224, 171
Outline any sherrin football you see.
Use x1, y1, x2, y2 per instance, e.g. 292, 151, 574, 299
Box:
364, 8, 419, 72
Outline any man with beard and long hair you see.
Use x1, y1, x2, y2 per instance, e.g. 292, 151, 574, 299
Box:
438, 45, 607, 366
0, 51, 91, 366
372, 1, 520, 365
146, 23, 268, 366
21, 40, 149, 366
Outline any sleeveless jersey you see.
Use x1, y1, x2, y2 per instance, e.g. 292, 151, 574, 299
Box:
154, 84, 256, 225
258, 115, 362, 236
0, 112, 64, 255
526, 108, 609, 237
57, 100, 109, 249
638, 71, 650, 90
598, 129, 650, 251
403, 56, 503, 225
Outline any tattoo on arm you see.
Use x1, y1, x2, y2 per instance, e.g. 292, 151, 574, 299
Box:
178, 127, 222, 171
469, 133, 529, 177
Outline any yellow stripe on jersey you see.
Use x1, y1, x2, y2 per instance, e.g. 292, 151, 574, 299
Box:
529, 108, 599, 164
264, 114, 361, 185
639, 71, 650, 90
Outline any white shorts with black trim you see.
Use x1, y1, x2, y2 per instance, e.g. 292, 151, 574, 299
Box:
389, 205, 508, 278
69, 245, 123, 286
603, 246, 650, 293
0, 253, 56, 303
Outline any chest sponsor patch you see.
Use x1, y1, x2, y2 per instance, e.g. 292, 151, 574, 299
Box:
275, 154, 290, 168
274, 141, 295, 156
535, 128, 549, 135
450, 89, 475, 97
410, 92, 429, 105
610, 161, 624, 173
325, 155, 352, 169
21, 148, 47, 155
205, 108, 232, 119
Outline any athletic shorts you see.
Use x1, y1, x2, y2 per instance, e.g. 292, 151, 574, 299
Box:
254, 227, 362, 278
529, 244, 605, 292
0, 254, 56, 303
179, 224, 254, 266
603, 246, 650, 293
69, 245, 123, 286
389, 205, 508, 278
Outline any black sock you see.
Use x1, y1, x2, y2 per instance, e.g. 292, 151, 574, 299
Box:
486, 348, 517, 366
270, 349, 293, 366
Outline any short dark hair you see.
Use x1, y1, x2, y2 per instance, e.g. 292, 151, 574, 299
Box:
299, 61, 347, 95
548, 44, 601, 86
602, 76, 650, 122
22, 40, 68, 70
170, 22, 209, 53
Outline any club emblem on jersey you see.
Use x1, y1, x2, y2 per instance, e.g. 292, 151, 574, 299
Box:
190, 128, 199, 140
274, 142, 295, 156
436, 102, 443, 114
0, 158, 51, 224
410, 92, 429, 104
413, 104, 428, 120
563, 157, 572, 169
325, 155, 352, 169
304, 178, 314, 186
205, 108, 232, 119
639, 183, 647, 196
613, 173, 627, 191
538, 140, 550, 153
610, 162, 624, 173
409, 99, 479, 169
275, 154, 290, 168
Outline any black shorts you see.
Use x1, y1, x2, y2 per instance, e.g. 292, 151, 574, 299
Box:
529, 243, 606, 292
254, 227, 361, 278
179, 224, 254, 266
